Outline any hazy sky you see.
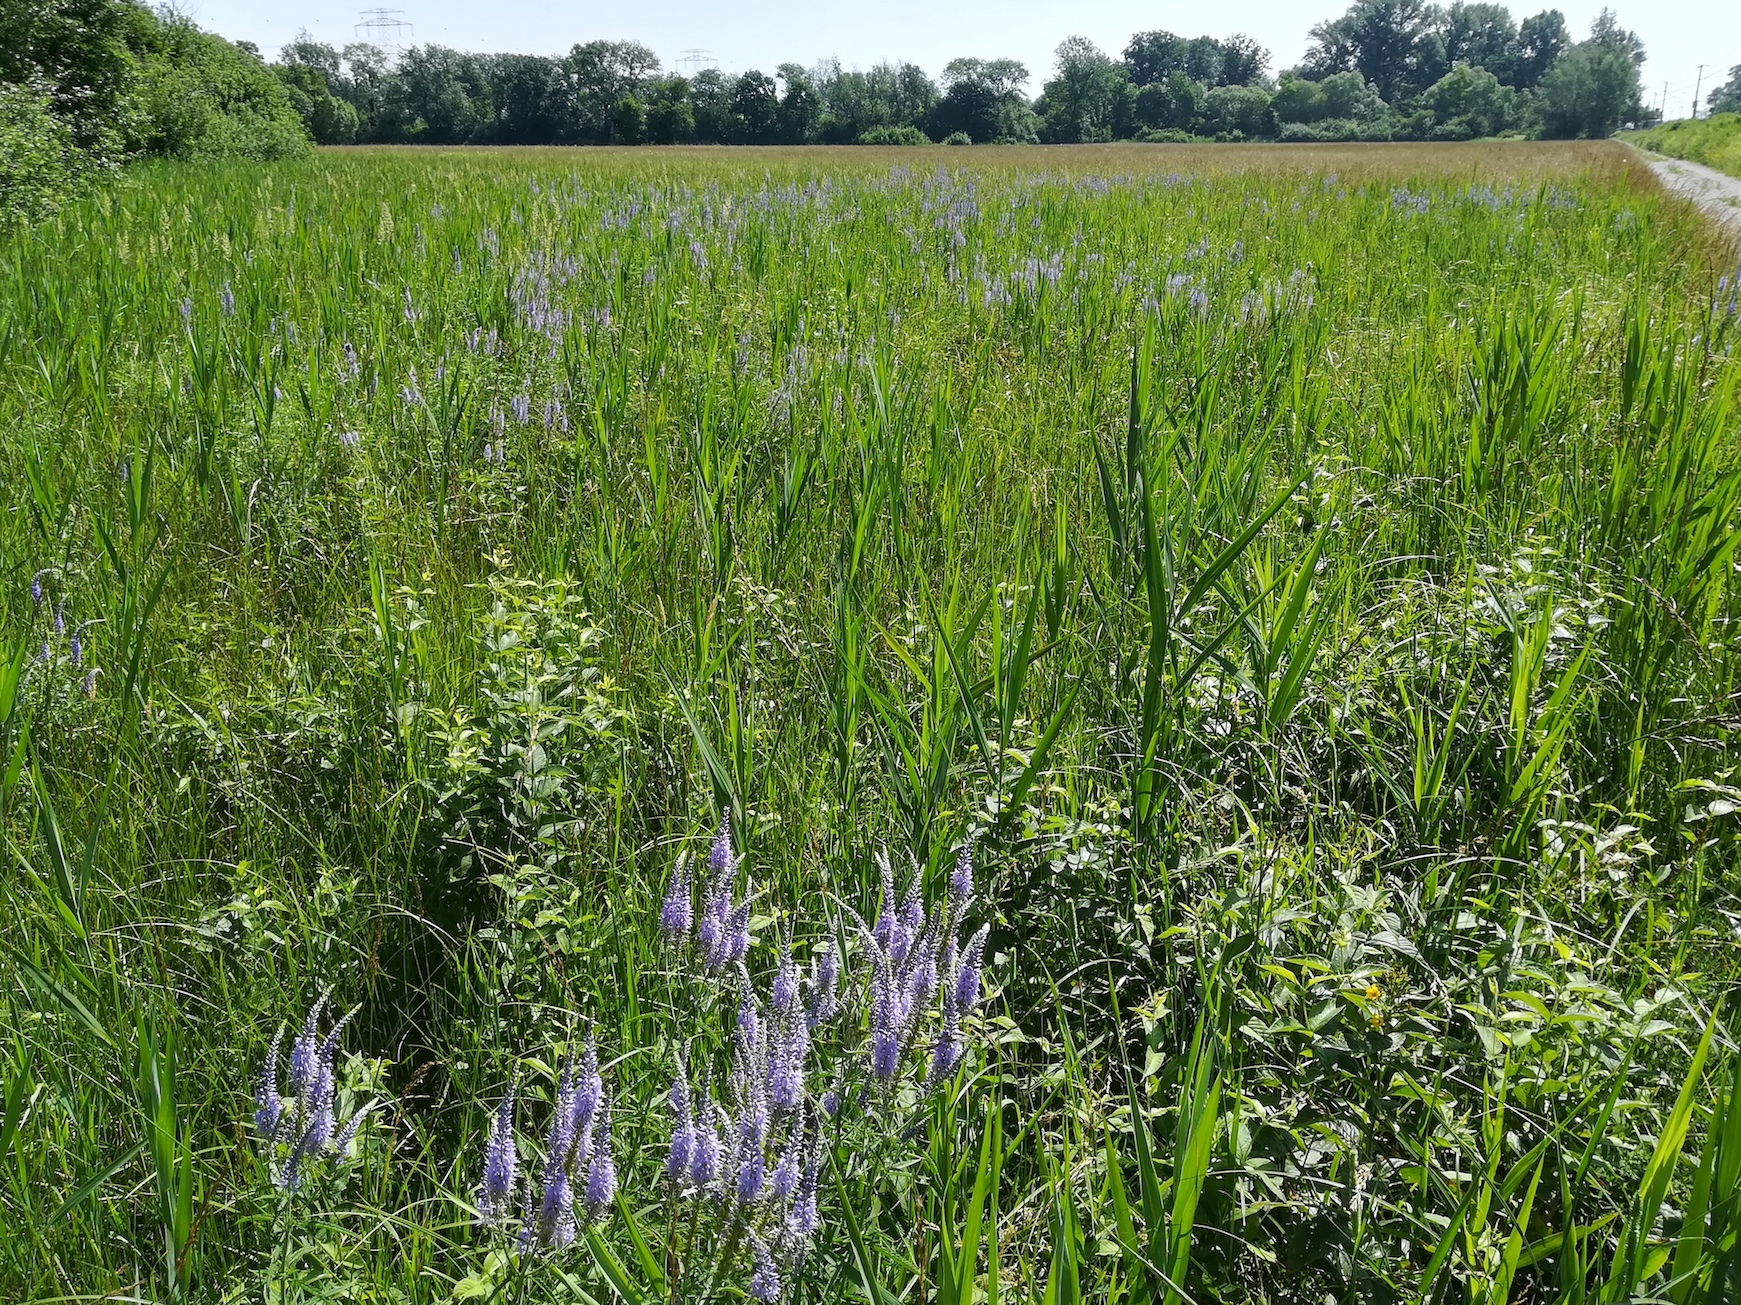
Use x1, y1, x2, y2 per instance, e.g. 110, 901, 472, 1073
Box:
184, 0, 1738, 121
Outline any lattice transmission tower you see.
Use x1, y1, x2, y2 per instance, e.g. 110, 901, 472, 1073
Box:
355, 8, 414, 59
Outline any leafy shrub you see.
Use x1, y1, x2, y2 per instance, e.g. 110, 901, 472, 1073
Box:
128, 18, 310, 161
857, 123, 931, 145
942, 130, 971, 145
1631, 112, 1741, 181
0, 81, 86, 226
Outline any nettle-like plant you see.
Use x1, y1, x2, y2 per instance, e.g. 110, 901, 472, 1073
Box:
470, 815, 991, 1301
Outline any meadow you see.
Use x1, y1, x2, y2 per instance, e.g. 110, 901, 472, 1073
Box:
2, 139, 1740, 1304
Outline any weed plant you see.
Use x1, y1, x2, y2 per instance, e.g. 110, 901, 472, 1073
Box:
1, 141, 1740, 1303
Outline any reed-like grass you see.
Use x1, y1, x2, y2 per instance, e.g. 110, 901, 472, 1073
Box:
1, 140, 1738, 1304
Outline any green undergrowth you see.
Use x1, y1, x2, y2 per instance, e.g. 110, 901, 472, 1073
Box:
1, 146, 1740, 1303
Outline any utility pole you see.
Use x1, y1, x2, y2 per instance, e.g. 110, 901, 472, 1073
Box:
1692, 65, 1705, 119
1660, 81, 1668, 120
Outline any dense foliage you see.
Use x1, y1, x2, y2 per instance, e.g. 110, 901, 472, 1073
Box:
0, 0, 306, 225
1, 140, 1739, 1304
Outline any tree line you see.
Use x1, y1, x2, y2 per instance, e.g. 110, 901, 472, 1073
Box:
0, 0, 1700, 226
266, 4, 1657, 149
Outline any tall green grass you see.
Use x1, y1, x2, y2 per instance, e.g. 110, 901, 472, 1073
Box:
0, 143, 1738, 1303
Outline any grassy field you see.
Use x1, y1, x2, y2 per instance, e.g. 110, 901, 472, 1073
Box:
2, 139, 1740, 1304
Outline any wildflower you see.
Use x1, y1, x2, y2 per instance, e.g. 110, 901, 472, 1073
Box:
747, 1234, 782, 1301
179, 298, 193, 326
736, 977, 762, 1057
769, 1129, 801, 1200
660, 853, 692, 941
82, 668, 98, 699
1364, 983, 1381, 1001
288, 992, 329, 1097
338, 430, 361, 449
690, 1082, 722, 1189
478, 1075, 519, 1227
570, 1037, 602, 1136
582, 1098, 616, 1220
52, 602, 64, 636
871, 852, 896, 953
511, 393, 531, 425
537, 1167, 576, 1248
220, 282, 235, 317
666, 1054, 695, 1183
788, 1143, 821, 1237
772, 943, 799, 1014
724, 899, 752, 965
29, 570, 47, 606
954, 925, 988, 1015
949, 842, 974, 906
805, 940, 840, 1029
868, 958, 901, 1081
253, 1029, 284, 1138
71, 621, 95, 668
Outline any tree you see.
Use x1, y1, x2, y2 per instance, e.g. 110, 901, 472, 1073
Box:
645, 76, 693, 144
1273, 70, 1385, 125
0, 0, 137, 158
934, 58, 1032, 143
776, 63, 821, 143
1302, 0, 1445, 102
816, 61, 937, 143
395, 46, 490, 143
1439, 3, 1518, 84
1217, 35, 1271, 87
484, 54, 564, 144
731, 71, 779, 144
1200, 83, 1272, 137
613, 94, 644, 144
1536, 12, 1643, 138
127, 15, 310, 159
1709, 65, 1741, 116
690, 68, 734, 143
1419, 62, 1516, 137
1512, 10, 1569, 90
1123, 30, 1186, 86
1039, 36, 1131, 143
1134, 71, 1204, 131
274, 60, 361, 143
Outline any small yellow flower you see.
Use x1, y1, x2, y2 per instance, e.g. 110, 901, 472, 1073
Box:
1364, 984, 1382, 1001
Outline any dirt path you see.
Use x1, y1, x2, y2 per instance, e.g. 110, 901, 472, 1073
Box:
1641, 153, 1741, 239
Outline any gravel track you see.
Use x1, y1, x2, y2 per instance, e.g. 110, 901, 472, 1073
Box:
1642, 152, 1741, 239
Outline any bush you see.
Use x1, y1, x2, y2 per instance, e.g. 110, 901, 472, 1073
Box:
857, 123, 931, 145
0, 80, 89, 227
127, 16, 310, 161
1136, 126, 1196, 143
942, 130, 971, 145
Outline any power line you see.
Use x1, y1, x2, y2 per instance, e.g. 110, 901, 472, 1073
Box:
356, 8, 414, 58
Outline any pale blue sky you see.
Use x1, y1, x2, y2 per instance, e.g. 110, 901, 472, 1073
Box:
184, 0, 1737, 120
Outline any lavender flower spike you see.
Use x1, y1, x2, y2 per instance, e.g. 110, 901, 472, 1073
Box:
583, 1097, 616, 1221
570, 1037, 602, 1135
478, 1075, 519, 1227
747, 1234, 783, 1301
950, 841, 974, 906
666, 1051, 695, 1184
537, 1168, 576, 1248
660, 852, 693, 941
954, 925, 989, 1014
288, 991, 330, 1097
253, 1029, 284, 1138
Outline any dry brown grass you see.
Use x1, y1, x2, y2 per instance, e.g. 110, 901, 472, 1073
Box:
330, 139, 1647, 185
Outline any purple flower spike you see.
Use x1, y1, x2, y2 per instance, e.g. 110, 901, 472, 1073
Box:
583, 1099, 616, 1220
570, 1038, 602, 1134
735, 1144, 764, 1205
709, 811, 735, 878
478, 1075, 519, 1227
769, 1134, 801, 1200
950, 842, 974, 905
666, 1058, 695, 1184
871, 852, 896, 952
806, 941, 840, 1029
724, 899, 752, 965
288, 992, 329, 1097
253, 1029, 284, 1138
955, 925, 989, 1014
660, 853, 693, 941
772, 944, 799, 1014
538, 1168, 576, 1248
748, 1234, 783, 1301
